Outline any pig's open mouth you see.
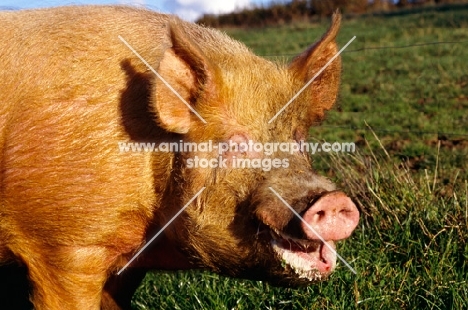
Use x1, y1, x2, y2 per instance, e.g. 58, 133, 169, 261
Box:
254, 191, 359, 282
269, 229, 336, 281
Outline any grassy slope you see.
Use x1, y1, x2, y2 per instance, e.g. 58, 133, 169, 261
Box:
133, 5, 468, 309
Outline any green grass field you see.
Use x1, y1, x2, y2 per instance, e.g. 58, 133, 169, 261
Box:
132, 4, 468, 309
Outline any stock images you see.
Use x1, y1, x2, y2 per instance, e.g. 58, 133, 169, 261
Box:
0, 0, 466, 309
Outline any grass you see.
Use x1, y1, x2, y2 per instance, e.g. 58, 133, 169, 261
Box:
133, 137, 467, 309
132, 4, 468, 309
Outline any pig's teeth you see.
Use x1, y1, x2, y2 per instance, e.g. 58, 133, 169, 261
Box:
270, 229, 337, 281
297, 240, 311, 250
271, 239, 324, 281
284, 235, 317, 251
270, 230, 319, 252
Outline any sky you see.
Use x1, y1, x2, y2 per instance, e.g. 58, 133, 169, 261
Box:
0, 0, 273, 21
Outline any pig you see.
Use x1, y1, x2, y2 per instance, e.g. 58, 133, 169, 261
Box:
0, 5, 359, 310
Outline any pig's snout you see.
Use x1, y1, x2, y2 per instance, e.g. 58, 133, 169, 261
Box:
301, 192, 359, 241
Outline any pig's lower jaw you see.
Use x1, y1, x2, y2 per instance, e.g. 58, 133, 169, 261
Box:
270, 231, 337, 282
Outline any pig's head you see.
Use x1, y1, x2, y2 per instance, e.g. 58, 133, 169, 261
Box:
150, 13, 359, 286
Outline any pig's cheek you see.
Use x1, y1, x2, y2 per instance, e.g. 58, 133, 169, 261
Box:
223, 149, 263, 161
178, 154, 215, 189
219, 134, 263, 161
221, 149, 264, 169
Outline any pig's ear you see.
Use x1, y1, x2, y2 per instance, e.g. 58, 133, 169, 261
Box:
154, 19, 218, 134
288, 13, 341, 124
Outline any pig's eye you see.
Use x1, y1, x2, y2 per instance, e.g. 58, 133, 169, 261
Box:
224, 133, 250, 158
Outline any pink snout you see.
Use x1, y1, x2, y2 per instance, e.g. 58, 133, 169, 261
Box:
301, 191, 359, 241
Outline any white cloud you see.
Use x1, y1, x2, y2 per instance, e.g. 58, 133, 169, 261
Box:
120, 0, 146, 6
164, 0, 252, 22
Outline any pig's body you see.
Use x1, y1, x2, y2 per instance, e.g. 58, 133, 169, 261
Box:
1, 7, 185, 308
0, 6, 359, 310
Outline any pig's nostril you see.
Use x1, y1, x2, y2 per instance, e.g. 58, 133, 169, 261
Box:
301, 192, 360, 241
313, 210, 326, 223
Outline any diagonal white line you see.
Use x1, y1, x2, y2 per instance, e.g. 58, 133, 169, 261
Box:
117, 187, 206, 275
268, 187, 357, 274
118, 35, 207, 124
268, 36, 356, 124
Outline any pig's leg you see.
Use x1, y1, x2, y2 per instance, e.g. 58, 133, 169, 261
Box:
0, 264, 32, 309
101, 269, 148, 310
19, 245, 114, 310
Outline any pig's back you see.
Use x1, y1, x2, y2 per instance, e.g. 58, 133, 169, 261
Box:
0, 6, 175, 261
0, 5, 257, 263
